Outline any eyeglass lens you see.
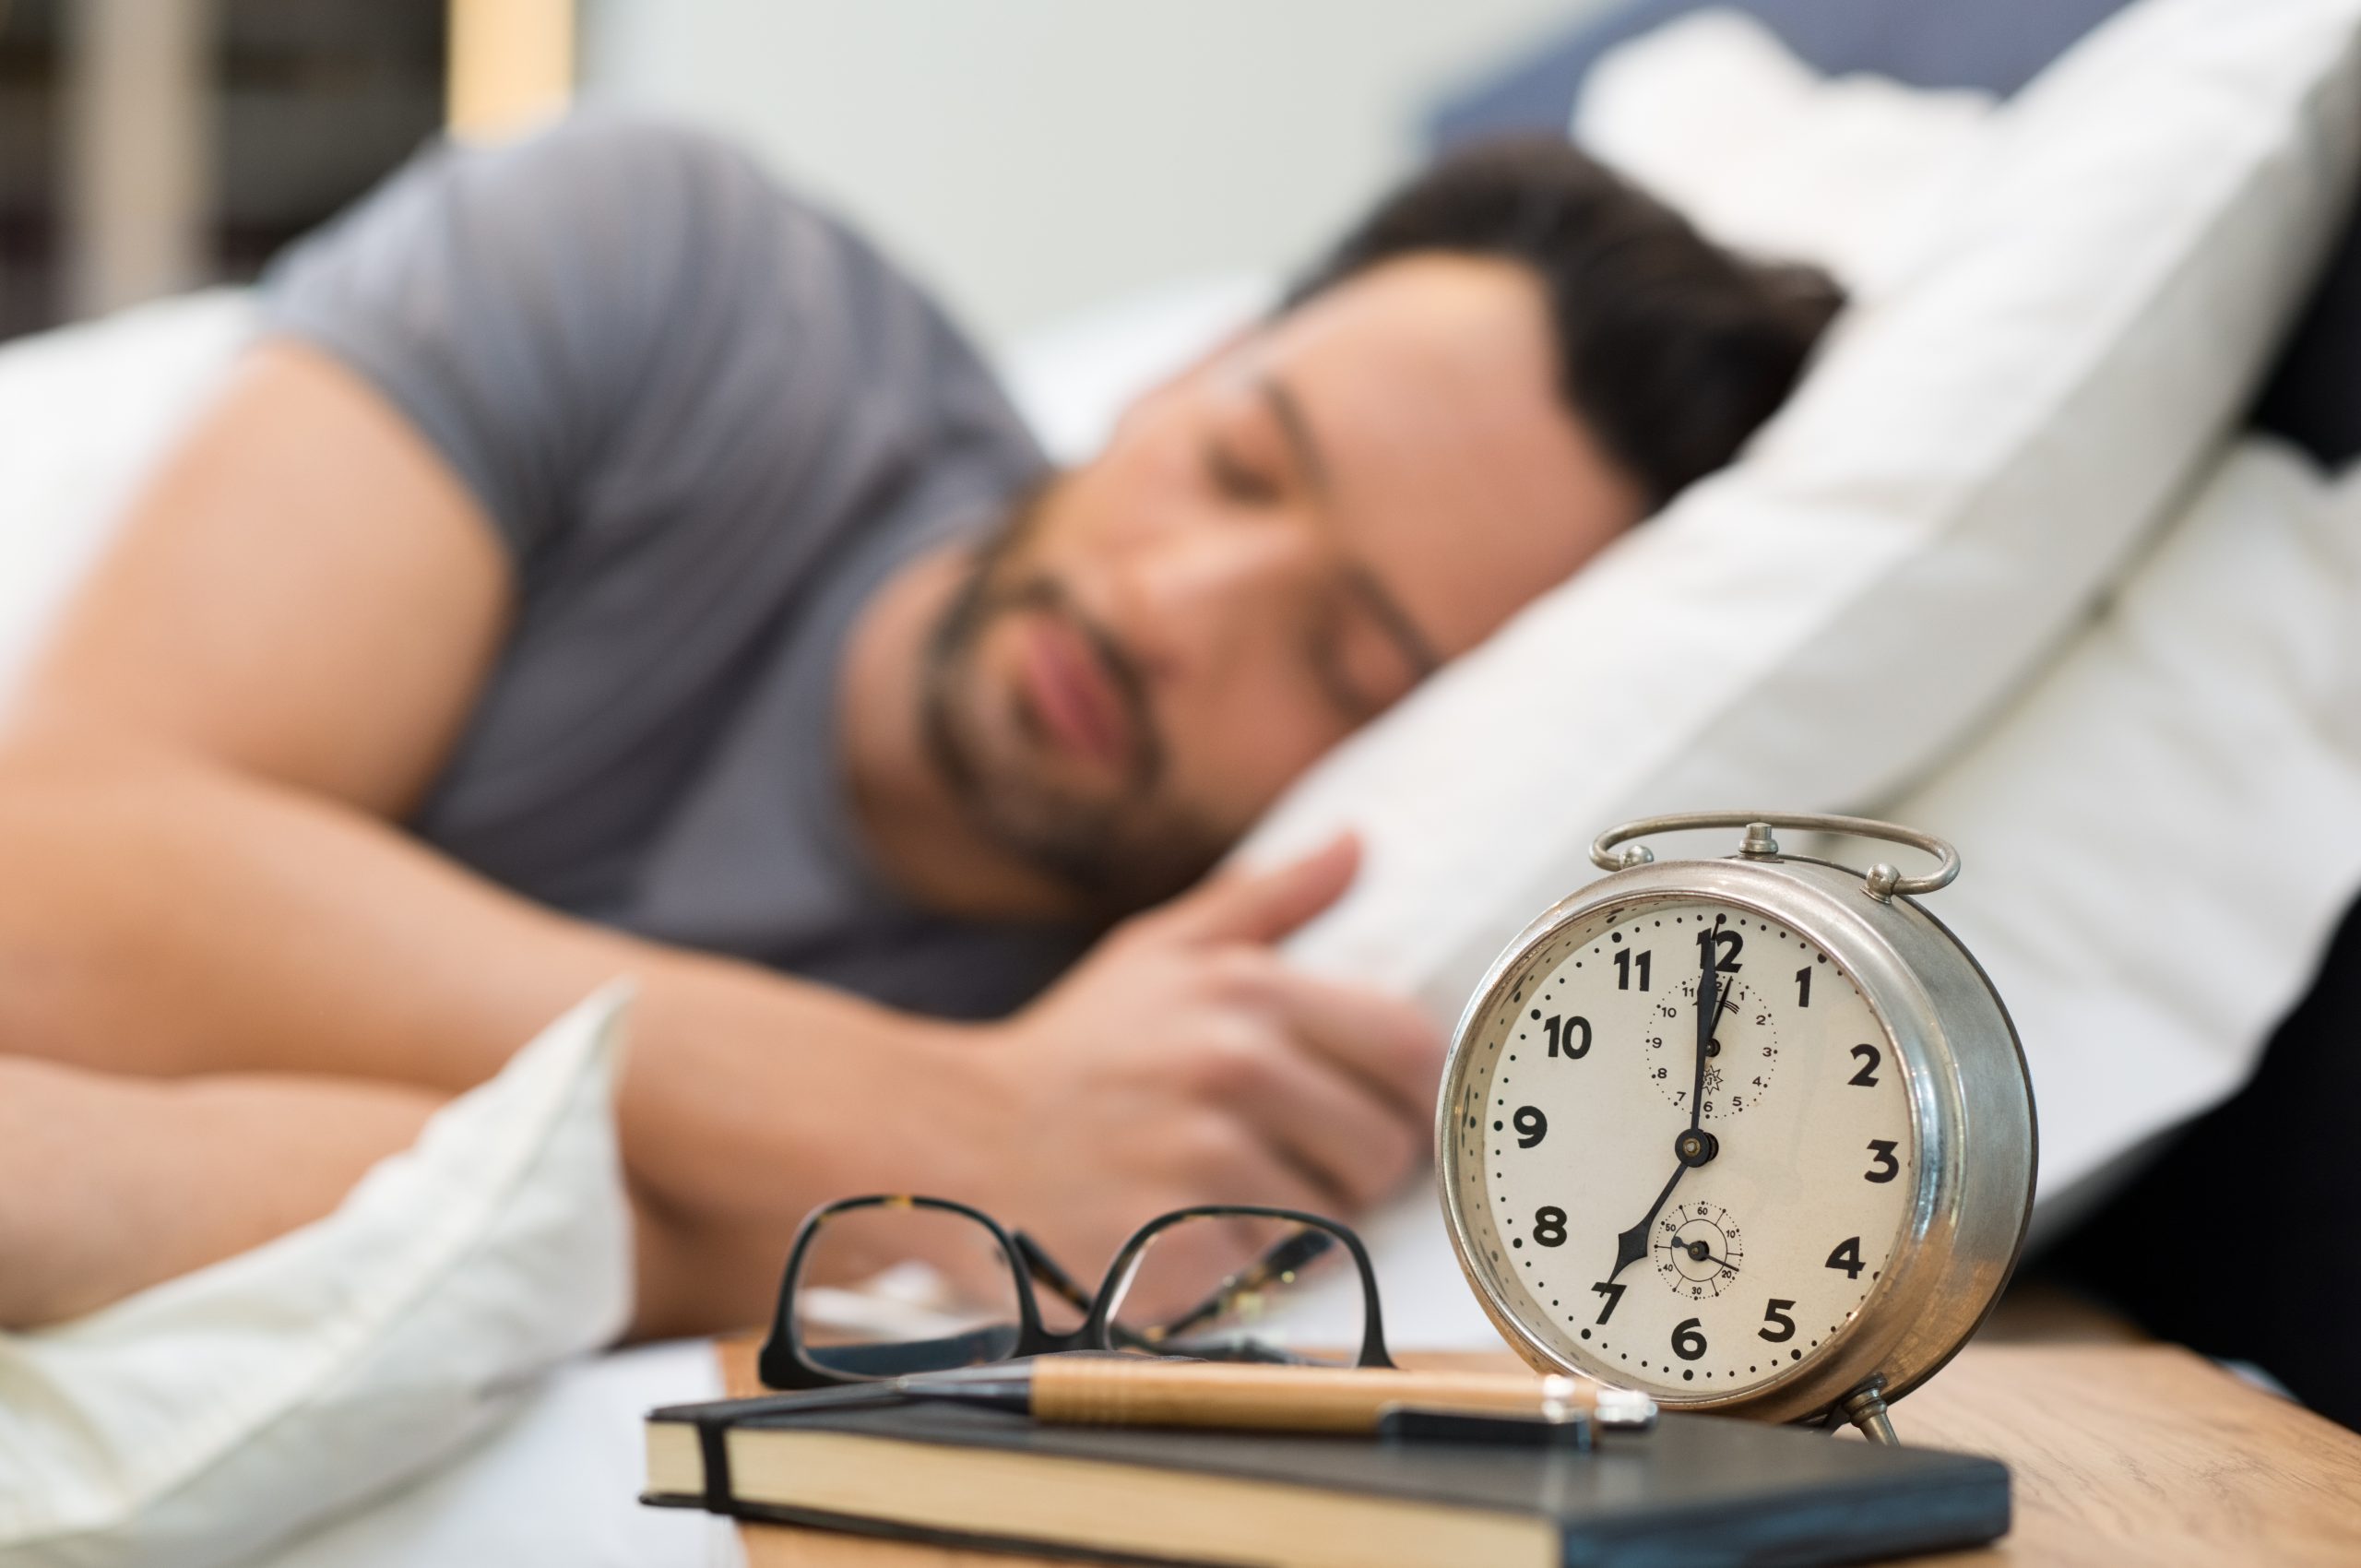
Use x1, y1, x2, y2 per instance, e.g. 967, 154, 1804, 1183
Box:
1103, 1214, 1365, 1367
791, 1205, 1025, 1379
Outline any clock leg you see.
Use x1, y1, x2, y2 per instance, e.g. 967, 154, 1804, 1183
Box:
1838, 1377, 1899, 1445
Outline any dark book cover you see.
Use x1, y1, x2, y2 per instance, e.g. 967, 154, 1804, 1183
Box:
646, 1394, 2010, 1566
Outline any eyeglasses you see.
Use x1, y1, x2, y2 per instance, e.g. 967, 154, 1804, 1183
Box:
757, 1195, 1394, 1391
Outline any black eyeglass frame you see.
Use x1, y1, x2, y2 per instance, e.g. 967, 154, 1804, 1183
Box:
757, 1194, 1394, 1391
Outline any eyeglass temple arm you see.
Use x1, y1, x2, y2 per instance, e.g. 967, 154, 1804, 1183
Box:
1151, 1229, 1340, 1341
1013, 1229, 1201, 1357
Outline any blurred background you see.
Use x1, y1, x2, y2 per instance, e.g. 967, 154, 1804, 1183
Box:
0, 0, 1598, 352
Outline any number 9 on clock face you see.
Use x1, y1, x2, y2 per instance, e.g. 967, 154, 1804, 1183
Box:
1441, 898, 1914, 1405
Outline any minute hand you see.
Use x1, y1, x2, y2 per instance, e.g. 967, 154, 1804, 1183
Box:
1608, 944, 1725, 1280
1691, 938, 1721, 1132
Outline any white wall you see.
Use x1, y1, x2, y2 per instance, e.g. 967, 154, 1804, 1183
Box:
583, 0, 1599, 350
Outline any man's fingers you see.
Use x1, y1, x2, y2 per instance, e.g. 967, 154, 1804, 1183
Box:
1156, 833, 1360, 948
1194, 1123, 1336, 1219
1231, 957, 1445, 1118
1227, 1037, 1427, 1212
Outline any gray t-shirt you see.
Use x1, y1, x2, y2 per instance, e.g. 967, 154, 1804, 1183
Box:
264, 113, 1088, 1018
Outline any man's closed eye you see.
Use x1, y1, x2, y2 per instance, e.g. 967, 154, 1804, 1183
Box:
1205, 439, 1284, 506
1304, 598, 1422, 725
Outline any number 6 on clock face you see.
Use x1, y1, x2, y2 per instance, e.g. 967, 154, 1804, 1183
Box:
1435, 817, 2035, 1434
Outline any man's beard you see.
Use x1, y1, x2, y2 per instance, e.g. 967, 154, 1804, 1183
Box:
919, 488, 1230, 920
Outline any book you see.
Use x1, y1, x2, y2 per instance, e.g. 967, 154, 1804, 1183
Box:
643, 1393, 2009, 1567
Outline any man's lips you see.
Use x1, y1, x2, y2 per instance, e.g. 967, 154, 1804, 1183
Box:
1017, 613, 1133, 771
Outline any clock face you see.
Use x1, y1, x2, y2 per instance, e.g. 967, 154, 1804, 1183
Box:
1442, 897, 1918, 1404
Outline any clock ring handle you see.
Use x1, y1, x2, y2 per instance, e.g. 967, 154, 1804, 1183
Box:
1590, 812, 1961, 900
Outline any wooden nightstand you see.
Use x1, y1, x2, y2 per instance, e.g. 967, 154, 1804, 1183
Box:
706, 1300, 2360, 1567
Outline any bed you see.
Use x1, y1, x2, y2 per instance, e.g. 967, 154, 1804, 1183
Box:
5, 1, 2360, 1563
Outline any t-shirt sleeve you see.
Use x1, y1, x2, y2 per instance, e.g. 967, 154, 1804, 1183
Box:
261, 113, 799, 560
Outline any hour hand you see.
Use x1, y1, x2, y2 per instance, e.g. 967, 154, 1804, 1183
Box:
1610, 1126, 1722, 1280
1610, 1164, 1686, 1279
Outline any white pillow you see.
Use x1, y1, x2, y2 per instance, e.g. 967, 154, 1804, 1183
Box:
1890, 437, 2361, 1232
1240, 0, 2361, 1025
0, 986, 636, 1568
1559, 6, 2361, 1234
1273, 425, 2361, 1348
1574, 9, 1996, 291
1210, 0, 2361, 1346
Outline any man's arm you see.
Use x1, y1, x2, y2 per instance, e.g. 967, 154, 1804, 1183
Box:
0, 345, 1005, 1336
0, 1055, 439, 1328
0, 346, 1441, 1338
0, 343, 584, 1084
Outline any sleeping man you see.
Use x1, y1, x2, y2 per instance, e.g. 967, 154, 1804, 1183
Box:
0, 117, 1836, 1337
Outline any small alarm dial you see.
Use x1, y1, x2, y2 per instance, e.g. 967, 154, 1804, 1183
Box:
1656, 1201, 1744, 1299
1451, 898, 1916, 1403
1646, 973, 1779, 1116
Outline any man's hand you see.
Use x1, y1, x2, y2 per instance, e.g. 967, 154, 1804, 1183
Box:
947, 834, 1441, 1282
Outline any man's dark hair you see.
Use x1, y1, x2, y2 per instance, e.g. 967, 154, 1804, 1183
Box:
1289, 137, 1844, 512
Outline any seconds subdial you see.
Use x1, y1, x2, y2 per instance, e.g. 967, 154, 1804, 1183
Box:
1648, 974, 1781, 1118
1656, 1201, 1745, 1300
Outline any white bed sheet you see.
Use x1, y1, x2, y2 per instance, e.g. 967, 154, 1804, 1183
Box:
250, 1340, 740, 1568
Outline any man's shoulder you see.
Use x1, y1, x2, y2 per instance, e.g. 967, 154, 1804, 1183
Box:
512, 107, 739, 165
267, 109, 821, 311
470, 111, 931, 322
459, 109, 798, 233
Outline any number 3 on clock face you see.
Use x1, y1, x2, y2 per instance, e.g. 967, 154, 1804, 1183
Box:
1445, 897, 1916, 1404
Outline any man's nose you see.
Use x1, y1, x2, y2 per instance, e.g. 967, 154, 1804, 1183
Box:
1112, 518, 1316, 686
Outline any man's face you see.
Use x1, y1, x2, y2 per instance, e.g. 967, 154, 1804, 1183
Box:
924, 253, 1648, 915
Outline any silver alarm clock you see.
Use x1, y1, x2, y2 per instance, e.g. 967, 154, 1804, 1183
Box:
1436, 813, 2036, 1442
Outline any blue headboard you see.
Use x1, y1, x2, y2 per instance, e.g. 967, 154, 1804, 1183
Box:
1429, 0, 2134, 147
1429, 0, 2361, 468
